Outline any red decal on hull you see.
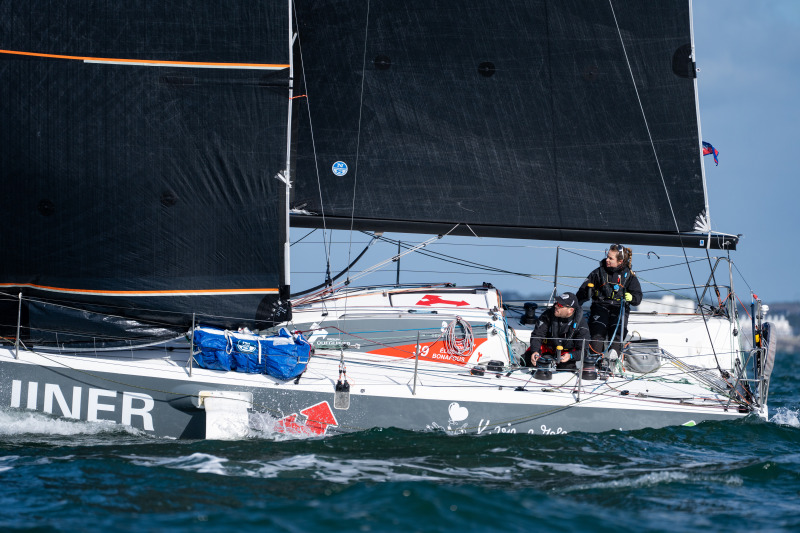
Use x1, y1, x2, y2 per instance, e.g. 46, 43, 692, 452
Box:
368, 339, 488, 365
275, 401, 338, 435
415, 294, 470, 307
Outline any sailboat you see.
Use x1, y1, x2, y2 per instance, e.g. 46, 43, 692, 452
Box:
0, 1, 776, 439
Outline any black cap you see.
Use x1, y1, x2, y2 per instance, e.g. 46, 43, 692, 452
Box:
555, 292, 578, 308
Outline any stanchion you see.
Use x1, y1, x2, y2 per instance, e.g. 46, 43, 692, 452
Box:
412, 331, 420, 395
576, 338, 585, 402
14, 291, 22, 359
188, 313, 195, 377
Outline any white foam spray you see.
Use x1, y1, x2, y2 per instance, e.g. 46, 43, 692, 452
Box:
0, 406, 139, 437
770, 407, 800, 428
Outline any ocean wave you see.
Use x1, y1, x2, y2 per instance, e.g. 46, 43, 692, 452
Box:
769, 407, 800, 428
119, 449, 526, 484
125, 452, 229, 475
253, 454, 449, 483
514, 457, 616, 478
0, 455, 20, 473
565, 469, 743, 491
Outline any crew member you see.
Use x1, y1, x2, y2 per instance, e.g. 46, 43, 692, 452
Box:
526, 292, 590, 371
576, 244, 643, 373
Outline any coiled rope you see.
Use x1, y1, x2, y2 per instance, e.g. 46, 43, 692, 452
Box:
443, 317, 474, 357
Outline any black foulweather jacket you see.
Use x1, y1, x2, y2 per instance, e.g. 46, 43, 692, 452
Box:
576, 261, 643, 310
529, 300, 590, 353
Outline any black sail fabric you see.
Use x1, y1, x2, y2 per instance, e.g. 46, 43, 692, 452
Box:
291, 0, 728, 249
0, 1, 290, 341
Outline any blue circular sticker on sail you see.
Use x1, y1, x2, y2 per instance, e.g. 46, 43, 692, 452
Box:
332, 161, 348, 176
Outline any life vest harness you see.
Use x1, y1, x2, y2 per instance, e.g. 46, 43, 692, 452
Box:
539, 316, 580, 352
593, 269, 630, 303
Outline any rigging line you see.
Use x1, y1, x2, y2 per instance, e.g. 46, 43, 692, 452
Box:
292, 0, 332, 284
397, 247, 531, 277
340, 0, 372, 331
608, 0, 722, 372
637, 257, 706, 273
368, 234, 627, 285
559, 248, 599, 263
704, 247, 725, 308
290, 228, 317, 246
294, 231, 450, 305
390, 250, 557, 284
636, 278, 704, 301
370, 234, 515, 272
369, 233, 541, 279
348, 225, 462, 284
290, 236, 378, 298
346, 0, 372, 273
307, 268, 562, 285
638, 282, 711, 290
732, 261, 755, 295
735, 293, 752, 320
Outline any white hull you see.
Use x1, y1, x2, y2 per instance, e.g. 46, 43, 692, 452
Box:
0, 286, 766, 439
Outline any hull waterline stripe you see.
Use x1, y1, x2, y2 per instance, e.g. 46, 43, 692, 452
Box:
0, 49, 289, 70
0, 283, 278, 297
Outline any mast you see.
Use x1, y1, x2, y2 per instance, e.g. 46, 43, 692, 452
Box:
283, 0, 294, 296
689, 0, 712, 249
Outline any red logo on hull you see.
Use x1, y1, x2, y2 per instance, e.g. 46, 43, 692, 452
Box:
415, 294, 470, 307
368, 339, 488, 364
275, 401, 339, 435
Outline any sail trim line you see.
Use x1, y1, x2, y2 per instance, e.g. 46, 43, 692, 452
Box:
0, 283, 279, 296
0, 49, 289, 69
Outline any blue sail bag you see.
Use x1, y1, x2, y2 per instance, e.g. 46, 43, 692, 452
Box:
193, 326, 311, 379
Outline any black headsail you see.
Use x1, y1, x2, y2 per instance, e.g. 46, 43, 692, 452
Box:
291, 0, 736, 250
0, 2, 292, 345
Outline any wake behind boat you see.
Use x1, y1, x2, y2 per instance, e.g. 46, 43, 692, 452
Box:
0, 1, 776, 438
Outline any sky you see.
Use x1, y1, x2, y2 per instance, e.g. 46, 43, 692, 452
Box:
289, 0, 800, 305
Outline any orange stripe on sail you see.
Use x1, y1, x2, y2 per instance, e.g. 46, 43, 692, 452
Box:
0, 49, 289, 69
0, 283, 279, 296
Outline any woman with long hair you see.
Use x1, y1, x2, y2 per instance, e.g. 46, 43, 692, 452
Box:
576, 244, 643, 378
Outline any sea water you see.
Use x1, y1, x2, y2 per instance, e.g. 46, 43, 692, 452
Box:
1, 354, 798, 532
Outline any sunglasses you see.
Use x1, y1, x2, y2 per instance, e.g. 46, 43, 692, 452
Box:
610, 244, 625, 260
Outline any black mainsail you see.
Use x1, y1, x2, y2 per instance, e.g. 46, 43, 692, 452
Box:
0, 2, 291, 343
0, 1, 739, 345
290, 0, 735, 250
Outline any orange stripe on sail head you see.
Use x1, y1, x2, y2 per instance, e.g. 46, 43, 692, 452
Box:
0, 283, 279, 296
0, 49, 289, 69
